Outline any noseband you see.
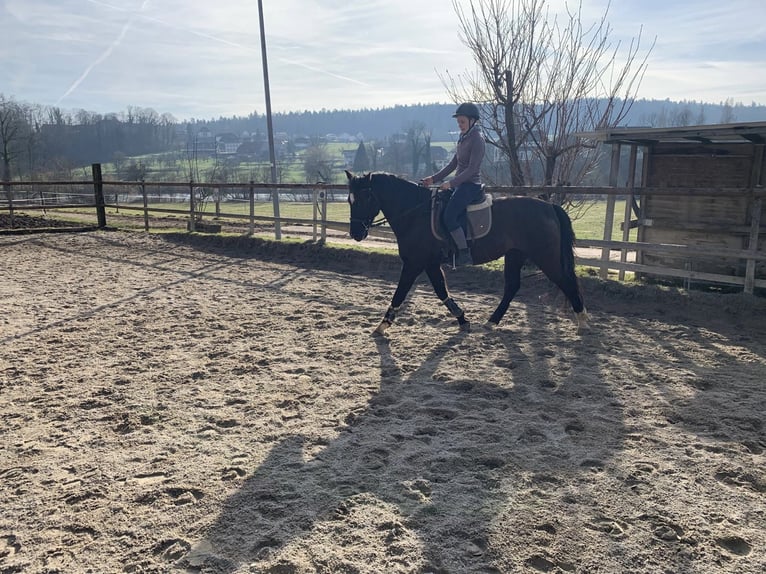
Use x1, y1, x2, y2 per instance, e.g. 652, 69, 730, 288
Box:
350, 182, 388, 231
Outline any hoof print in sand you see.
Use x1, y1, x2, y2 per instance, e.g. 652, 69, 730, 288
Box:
0, 534, 21, 558
716, 535, 751, 556
153, 538, 191, 561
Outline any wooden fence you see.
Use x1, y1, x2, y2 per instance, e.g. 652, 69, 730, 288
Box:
2, 166, 764, 294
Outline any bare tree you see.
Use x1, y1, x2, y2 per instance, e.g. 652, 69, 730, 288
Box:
22, 104, 46, 179
0, 95, 27, 185
694, 103, 706, 125
405, 122, 431, 178
442, 0, 653, 195
303, 143, 334, 183
720, 98, 737, 124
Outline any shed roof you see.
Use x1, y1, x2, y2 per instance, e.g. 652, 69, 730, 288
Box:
577, 121, 766, 145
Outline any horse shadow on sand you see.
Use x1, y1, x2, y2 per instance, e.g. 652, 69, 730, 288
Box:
184, 323, 634, 574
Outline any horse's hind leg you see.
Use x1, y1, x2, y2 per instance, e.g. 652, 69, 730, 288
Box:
488, 250, 524, 326
538, 261, 589, 331
425, 261, 470, 331
566, 275, 590, 331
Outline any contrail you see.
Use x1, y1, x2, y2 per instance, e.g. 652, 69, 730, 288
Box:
79, 0, 370, 87
57, 0, 151, 104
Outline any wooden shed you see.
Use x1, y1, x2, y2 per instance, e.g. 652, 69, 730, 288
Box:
581, 122, 766, 293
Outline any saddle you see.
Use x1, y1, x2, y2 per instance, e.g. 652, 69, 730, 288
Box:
430, 187, 493, 243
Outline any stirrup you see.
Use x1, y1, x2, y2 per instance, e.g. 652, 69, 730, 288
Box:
453, 249, 473, 267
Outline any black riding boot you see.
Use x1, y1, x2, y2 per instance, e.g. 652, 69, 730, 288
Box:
449, 228, 473, 267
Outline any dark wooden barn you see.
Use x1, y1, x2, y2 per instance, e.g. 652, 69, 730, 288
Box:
582, 122, 766, 293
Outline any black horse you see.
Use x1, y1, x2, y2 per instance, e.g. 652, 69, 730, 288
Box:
346, 171, 589, 334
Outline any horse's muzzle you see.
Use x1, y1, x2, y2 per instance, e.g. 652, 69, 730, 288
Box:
349, 220, 369, 241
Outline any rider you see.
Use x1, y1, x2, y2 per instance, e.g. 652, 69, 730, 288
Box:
422, 102, 485, 267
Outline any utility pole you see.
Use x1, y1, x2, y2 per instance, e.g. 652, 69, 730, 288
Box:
257, 0, 281, 239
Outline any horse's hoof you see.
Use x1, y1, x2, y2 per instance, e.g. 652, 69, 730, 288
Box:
373, 322, 390, 336
484, 321, 497, 331
577, 323, 591, 334
459, 321, 471, 332
575, 309, 590, 333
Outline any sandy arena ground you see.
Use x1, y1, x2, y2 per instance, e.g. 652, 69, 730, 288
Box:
0, 230, 764, 574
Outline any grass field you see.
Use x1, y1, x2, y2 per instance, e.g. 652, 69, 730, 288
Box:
570, 199, 637, 240
13, 196, 637, 283
184, 198, 636, 241
34, 197, 634, 242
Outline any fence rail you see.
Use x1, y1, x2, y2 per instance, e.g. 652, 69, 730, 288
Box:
2, 167, 764, 294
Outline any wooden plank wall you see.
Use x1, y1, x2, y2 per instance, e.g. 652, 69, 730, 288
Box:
641, 142, 765, 282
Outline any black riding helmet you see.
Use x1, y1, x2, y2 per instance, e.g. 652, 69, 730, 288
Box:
452, 102, 480, 120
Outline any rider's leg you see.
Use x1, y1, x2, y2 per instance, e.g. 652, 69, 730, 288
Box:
449, 228, 473, 266
444, 183, 481, 266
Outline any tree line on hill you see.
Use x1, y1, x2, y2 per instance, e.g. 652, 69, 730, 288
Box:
189, 98, 762, 144
1, 92, 764, 185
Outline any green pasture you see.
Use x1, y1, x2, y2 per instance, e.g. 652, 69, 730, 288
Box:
18, 197, 635, 282
571, 199, 636, 241
135, 199, 351, 222
42, 198, 634, 240
99, 144, 356, 185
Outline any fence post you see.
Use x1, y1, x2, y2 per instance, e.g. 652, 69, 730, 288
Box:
92, 163, 107, 228
312, 186, 319, 241
600, 144, 620, 278
744, 197, 762, 295
744, 144, 764, 294
619, 145, 638, 281
320, 187, 328, 244
249, 180, 255, 236
5, 183, 14, 228
215, 187, 221, 217
188, 180, 196, 232
141, 179, 149, 232
272, 185, 282, 240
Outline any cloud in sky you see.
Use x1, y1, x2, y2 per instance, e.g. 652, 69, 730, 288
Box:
2, 0, 765, 120
56, 0, 151, 104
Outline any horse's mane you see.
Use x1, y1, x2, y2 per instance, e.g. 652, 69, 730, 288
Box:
369, 172, 427, 196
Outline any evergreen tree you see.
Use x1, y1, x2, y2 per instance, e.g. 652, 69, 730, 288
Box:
352, 141, 370, 172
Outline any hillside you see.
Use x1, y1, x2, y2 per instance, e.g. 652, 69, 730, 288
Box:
194, 99, 766, 141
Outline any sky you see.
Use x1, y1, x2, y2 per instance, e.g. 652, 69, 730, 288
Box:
1, 0, 765, 120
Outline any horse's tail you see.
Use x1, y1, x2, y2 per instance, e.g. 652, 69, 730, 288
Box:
553, 204, 577, 277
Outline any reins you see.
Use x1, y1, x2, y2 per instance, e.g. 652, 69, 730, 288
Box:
354, 179, 432, 231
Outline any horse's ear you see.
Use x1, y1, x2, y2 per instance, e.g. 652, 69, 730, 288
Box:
344, 170, 354, 181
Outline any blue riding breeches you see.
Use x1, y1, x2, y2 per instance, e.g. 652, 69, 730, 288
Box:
443, 182, 483, 231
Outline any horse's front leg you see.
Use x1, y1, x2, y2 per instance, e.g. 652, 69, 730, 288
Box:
374, 261, 422, 335
425, 261, 470, 332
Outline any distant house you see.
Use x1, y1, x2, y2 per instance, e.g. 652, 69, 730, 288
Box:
430, 145, 451, 170
216, 133, 242, 155
293, 136, 312, 150
236, 141, 261, 158
193, 128, 216, 155
342, 149, 357, 167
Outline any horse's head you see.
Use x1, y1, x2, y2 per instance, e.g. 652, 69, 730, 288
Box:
346, 170, 380, 241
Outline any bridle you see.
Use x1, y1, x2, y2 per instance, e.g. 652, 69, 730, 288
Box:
349, 180, 387, 233
350, 176, 432, 234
